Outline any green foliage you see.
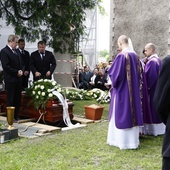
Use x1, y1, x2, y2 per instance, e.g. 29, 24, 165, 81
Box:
99, 49, 109, 58
0, 0, 102, 53
0, 122, 4, 131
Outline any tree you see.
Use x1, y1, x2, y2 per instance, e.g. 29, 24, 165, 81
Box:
0, 0, 102, 53
99, 49, 109, 58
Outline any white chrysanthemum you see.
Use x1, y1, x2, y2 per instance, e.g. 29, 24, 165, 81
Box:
57, 88, 61, 93
52, 81, 56, 86
48, 93, 53, 97
44, 79, 48, 82
38, 79, 43, 82
34, 85, 38, 89
36, 95, 39, 99
47, 89, 51, 93
32, 91, 35, 95
42, 92, 45, 96
41, 85, 45, 90
38, 91, 41, 95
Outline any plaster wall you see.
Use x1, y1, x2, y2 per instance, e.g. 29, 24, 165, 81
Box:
110, 0, 170, 59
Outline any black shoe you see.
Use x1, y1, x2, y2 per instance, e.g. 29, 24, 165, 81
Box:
14, 116, 20, 121
14, 119, 18, 123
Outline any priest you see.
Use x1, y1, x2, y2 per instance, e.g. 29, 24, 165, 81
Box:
142, 43, 165, 136
107, 35, 143, 149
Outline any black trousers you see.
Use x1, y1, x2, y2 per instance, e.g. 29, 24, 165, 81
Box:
5, 81, 22, 119
22, 75, 29, 90
162, 157, 170, 170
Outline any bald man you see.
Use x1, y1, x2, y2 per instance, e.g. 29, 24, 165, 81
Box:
107, 35, 143, 149
142, 43, 165, 136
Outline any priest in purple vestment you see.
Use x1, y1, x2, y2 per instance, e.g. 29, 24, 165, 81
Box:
107, 35, 143, 149
142, 43, 165, 136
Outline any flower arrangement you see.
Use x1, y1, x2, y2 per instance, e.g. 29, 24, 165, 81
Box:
25, 79, 111, 110
91, 88, 111, 104
64, 88, 110, 103
0, 122, 4, 132
25, 79, 64, 109
64, 89, 97, 100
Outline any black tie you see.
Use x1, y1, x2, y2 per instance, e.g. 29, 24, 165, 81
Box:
12, 49, 17, 55
40, 53, 44, 60
21, 50, 25, 55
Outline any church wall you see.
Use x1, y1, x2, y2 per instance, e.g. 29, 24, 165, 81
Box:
110, 0, 169, 59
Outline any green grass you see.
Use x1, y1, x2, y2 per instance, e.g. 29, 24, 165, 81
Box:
0, 100, 163, 170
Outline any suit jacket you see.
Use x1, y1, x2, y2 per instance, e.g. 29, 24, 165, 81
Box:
0, 45, 23, 83
153, 55, 170, 157
95, 74, 108, 90
81, 71, 93, 83
153, 56, 170, 124
30, 50, 56, 81
16, 49, 30, 73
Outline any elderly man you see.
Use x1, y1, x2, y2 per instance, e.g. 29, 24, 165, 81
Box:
0, 34, 23, 120
107, 35, 143, 149
142, 43, 165, 136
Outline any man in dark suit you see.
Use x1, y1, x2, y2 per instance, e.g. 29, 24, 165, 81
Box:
153, 55, 170, 170
0, 34, 23, 120
17, 38, 30, 90
30, 41, 56, 81
79, 65, 93, 90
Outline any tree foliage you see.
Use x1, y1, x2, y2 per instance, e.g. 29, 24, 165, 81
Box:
0, 0, 102, 53
99, 49, 109, 58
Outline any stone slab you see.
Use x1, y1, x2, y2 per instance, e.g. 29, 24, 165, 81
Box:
73, 116, 94, 124
0, 116, 6, 121
0, 112, 6, 116
20, 122, 61, 133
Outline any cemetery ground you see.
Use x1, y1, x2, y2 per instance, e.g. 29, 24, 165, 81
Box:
0, 100, 163, 170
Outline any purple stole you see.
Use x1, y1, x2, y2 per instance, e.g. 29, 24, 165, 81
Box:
123, 52, 142, 126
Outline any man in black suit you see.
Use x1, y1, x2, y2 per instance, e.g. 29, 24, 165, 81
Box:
153, 55, 170, 170
17, 38, 30, 90
79, 65, 93, 90
0, 34, 23, 120
30, 41, 56, 81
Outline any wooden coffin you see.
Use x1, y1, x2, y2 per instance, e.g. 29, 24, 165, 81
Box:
0, 91, 74, 124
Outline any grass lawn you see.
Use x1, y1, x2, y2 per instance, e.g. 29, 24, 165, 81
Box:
0, 100, 164, 170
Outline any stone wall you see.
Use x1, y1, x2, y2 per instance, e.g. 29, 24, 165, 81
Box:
53, 53, 75, 87
110, 0, 170, 59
